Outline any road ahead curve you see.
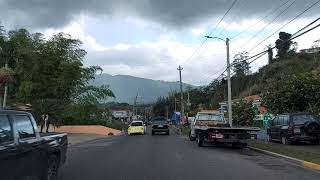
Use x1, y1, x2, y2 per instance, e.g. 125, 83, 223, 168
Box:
59, 127, 319, 180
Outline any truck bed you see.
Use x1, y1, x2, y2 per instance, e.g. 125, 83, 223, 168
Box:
40, 132, 67, 137
194, 125, 260, 131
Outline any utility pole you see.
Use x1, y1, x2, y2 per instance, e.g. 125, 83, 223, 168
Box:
206, 36, 233, 126
267, 45, 273, 64
226, 38, 232, 127
133, 93, 138, 116
177, 65, 184, 117
165, 105, 169, 120
174, 97, 177, 112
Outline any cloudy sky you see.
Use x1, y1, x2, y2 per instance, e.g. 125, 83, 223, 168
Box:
0, 0, 319, 86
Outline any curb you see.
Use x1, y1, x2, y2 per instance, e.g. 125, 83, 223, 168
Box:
171, 125, 182, 135
248, 146, 320, 171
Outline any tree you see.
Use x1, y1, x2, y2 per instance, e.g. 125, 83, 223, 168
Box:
233, 51, 250, 77
275, 32, 293, 58
0, 27, 115, 124
262, 69, 320, 115
232, 100, 256, 126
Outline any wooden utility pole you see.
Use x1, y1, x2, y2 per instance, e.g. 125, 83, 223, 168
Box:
177, 65, 184, 117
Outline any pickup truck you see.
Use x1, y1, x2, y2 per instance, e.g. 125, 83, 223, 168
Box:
189, 111, 260, 148
0, 110, 68, 180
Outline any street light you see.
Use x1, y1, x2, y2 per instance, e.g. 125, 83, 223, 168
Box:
206, 36, 233, 127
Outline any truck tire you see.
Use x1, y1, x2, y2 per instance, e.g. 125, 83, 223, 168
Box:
166, 131, 170, 135
46, 154, 59, 180
197, 133, 204, 147
189, 131, 196, 141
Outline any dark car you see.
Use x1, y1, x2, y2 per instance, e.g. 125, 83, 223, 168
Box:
151, 117, 169, 135
267, 113, 320, 145
0, 110, 68, 180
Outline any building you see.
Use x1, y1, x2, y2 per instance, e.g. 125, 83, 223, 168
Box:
219, 95, 267, 115
111, 109, 132, 121
243, 95, 267, 115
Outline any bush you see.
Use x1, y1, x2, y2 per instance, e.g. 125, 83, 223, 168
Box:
232, 100, 256, 126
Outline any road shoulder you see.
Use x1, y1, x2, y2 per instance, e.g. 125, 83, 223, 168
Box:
249, 140, 320, 171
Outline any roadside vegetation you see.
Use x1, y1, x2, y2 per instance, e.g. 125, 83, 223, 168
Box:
0, 26, 115, 126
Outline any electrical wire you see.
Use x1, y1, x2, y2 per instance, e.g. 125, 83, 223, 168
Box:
230, 0, 292, 40
182, 0, 238, 65
239, 0, 297, 50
206, 19, 320, 85
247, 0, 320, 52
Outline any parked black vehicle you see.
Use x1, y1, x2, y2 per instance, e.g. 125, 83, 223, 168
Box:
0, 110, 68, 180
267, 113, 320, 145
151, 116, 169, 135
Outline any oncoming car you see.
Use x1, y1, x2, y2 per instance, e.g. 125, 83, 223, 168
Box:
128, 121, 146, 135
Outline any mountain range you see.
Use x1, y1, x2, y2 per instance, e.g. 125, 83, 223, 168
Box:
90, 74, 195, 104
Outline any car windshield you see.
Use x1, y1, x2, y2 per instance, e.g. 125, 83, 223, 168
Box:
292, 114, 316, 124
152, 117, 166, 122
130, 122, 143, 126
197, 114, 223, 121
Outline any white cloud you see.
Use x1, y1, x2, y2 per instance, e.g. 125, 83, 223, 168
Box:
42, 20, 108, 51
191, 28, 205, 36
39, 16, 320, 86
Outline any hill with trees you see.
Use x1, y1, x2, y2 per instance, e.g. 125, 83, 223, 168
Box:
152, 31, 320, 124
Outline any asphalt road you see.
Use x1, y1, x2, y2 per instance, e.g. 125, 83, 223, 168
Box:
59, 127, 320, 180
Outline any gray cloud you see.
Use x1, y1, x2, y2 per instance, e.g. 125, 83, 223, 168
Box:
0, 0, 319, 29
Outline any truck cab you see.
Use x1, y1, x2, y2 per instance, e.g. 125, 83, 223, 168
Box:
0, 110, 68, 180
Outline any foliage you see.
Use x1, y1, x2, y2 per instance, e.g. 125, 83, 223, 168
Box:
275, 32, 293, 58
0, 67, 15, 85
0, 27, 114, 124
233, 51, 250, 77
262, 69, 320, 115
232, 100, 256, 126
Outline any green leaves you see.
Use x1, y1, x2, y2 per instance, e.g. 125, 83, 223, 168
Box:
0, 27, 115, 124
262, 69, 320, 115
232, 100, 256, 126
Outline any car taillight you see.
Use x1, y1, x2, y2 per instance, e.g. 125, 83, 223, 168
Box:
288, 122, 294, 134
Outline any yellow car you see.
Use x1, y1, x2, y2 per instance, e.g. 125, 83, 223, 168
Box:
128, 121, 146, 135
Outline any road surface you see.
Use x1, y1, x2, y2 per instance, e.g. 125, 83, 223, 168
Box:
59, 127, 320, 180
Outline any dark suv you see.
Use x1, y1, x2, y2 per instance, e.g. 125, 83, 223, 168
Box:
151, 117, 169, 135
267, 113, 320, 145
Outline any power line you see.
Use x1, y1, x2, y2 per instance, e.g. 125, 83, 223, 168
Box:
239, 0, 297, 51
248, 0, 320, 52
182, 0, 238, 65
291, 17, 320, 37
205, 19, 320, 85
207, 0, 239, 37
231, 0, 292, 40
248, 22, 320, 64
